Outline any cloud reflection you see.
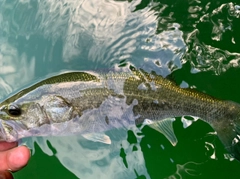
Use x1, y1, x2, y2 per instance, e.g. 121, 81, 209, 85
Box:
22, 128, 150, 179
0, 0, 186, 76
0, 41, 35, 100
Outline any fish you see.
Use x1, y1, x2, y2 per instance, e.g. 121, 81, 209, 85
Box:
0, 66, 240, 159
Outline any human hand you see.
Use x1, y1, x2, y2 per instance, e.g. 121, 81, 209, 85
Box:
0, 141, 30, 178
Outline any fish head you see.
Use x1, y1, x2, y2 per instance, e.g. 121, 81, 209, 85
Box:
0, 100, 46, 122
0, 94, 77, 141
0, 100, 49, 141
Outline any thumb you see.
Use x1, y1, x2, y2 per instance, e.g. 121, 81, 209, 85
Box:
0, 146, 30, 171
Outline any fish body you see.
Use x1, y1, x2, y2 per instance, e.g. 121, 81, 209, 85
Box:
0, 68, 240, 158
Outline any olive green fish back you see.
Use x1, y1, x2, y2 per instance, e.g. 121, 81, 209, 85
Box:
1, 72, 98, 105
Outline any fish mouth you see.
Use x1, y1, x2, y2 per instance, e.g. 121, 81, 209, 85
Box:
0, 108, 10, 141
0, 119, 19, 142
0, 127, 5, 141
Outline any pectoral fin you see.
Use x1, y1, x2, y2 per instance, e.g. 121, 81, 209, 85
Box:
142, 118, 177, 146
82, 133, 111, 144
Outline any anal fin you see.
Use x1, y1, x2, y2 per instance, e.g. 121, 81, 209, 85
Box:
142, 118, 177, 146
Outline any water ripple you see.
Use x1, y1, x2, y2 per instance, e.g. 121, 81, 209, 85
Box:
0, 0, 186, 77
185, 2, 240, 74
0, 40, 35, 99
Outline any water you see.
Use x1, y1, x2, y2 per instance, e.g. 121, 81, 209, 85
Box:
0, 0, 240, 178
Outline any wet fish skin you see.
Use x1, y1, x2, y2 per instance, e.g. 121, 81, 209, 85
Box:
124, 70, 240, 153
0, 68, 239, 159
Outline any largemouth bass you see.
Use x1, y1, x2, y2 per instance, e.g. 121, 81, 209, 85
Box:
0, 67, 240, 159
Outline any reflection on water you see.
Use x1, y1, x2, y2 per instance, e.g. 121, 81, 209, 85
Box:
0, 41, 35, 99
168, 162, 202, 178
22, 126, 151, 179
0, 0, 240, 178
185, 3, 240, 75
0, 0, 186, 94
18, 116, 238, 178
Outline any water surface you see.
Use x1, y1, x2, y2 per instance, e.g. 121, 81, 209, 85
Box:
0, 0, 240, 178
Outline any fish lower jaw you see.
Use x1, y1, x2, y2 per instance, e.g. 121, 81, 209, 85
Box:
0, 128, 18, 142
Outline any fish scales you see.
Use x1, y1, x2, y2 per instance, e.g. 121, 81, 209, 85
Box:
123, 73, 223, 121
0, 69, 240, 159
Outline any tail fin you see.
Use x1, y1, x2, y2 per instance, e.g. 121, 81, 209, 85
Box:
211, 118, 240, 160
232, 125, 240, 159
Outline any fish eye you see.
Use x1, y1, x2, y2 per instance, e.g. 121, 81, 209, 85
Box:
8, 104, 21, 116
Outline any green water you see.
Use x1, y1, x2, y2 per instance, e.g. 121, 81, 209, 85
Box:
0, 0, 240, 178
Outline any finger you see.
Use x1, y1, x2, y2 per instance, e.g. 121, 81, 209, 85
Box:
0, 171, 13, 179
0, 142, 18, 151
0, 146, 30, 171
